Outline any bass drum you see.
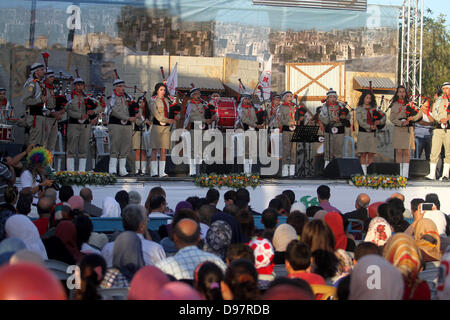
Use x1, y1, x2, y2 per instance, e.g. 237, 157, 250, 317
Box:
217, 97, 237, 130
0, 124, 13, 143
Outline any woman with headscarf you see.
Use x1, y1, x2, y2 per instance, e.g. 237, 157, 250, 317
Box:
324, 212, 356, 252
272, 224, 298, 264
332, 249, 354, 285
55, 220, 83, 263
0, 238, 26, 266
364, 217, 393, 247
128, 266, 169, 300
100, 231, 144, 288
4, 214, 48, 260
349, 254, 404, 300
203, 221, 232, 260
414, 218, 441, 262
101, 196, 121, 218
248, 237, 275, 291
383, 233, 431, 300
437, 248, 450, 300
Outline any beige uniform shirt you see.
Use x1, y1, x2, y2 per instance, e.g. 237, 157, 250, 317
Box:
44, 85, 56, 110
389, 101, 423, 126
431, 96, 449, 124
150, 96, 170, 124
109, 93, 130, 121
264, 101, 280, 129
187, 100, 207, 123
319, 102, 351, 127
22, 78, 43, 107
356, 105, 386, 131
240, 104, 258, 129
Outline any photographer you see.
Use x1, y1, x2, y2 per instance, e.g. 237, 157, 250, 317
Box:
0, 161, 15, 207
19, 147, 54, 204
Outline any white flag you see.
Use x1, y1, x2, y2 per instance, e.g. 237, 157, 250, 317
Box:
166, 62, 178, 96
258, 70, 271, 101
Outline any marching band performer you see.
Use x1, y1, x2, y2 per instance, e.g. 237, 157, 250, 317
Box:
107, 77, 135, 176
149, 83, 174, 177
425, 81, 450, 180
355, 91, 386, 175
235, 93, 262, 174
389, 85, 422, 178
184, 87, 213, 176
266, 93, 281, 130
132, 96, 151, 175
66, 77, 101, 172
205, 92, 220, 129
42, 69, 61, 152
319, 88, 351, 168
21, 63, 47, 146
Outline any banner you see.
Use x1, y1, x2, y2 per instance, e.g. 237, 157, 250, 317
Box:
258, 70, 271, 101
166, 62, 178, 97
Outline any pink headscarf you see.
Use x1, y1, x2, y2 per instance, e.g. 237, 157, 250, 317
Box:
128, 266, 169, 300
157, 282, 203, 300
248, 237, 275, 275
68, 196, 84, 211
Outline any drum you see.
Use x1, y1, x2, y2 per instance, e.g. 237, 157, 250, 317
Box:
0, 124, 13, 143
217, 97, 237, 130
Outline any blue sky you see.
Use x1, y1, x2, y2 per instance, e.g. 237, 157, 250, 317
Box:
369, 0, 449, 20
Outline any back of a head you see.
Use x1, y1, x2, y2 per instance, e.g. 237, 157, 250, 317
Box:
43, 188, 57, 203
73, 215, 94, 247
236, 209, 255, 238
79, 187, 92, 202
223, 204, 239, 217
264, 278, 314, 300
224, 190, 237, 203
425, 193, 440, 210
195, 262, 224, 300
16, 189, 33, 215
157, 281, 202, 300
385, 198, 406, 230
173, 218, 200, 247
276, 194, 291, 214
0, 263, 66, 300
226, 243, 255, 265
37, 196, 54, 216
356, 193, 370, 209
262, 208, 278, 229
390, 192, 405, 203
149, 194, 166, 212
368, 202, 384, 219
186, 196, 202, 211
10, 250, 44, 266
224, 259, 259, 300
59, 185, 74, 202
410, 198, 425, 214
128, 190, 142, 205
306, 205, 322, 218
115, 190, 129, 210
235, 188, 250, 208
122, 204, 146, 232
317, 185, 330, 200
206, 188, 220, 204
268, 198, 282, 211
76, 253, 107, 300
199, 204, 216, 226
285, 240, 311, 271
145, 187, 166, 212
354, 242, 381, 261
128, 266, 169, 300
302, 219, 335, 253
282, 190, 295, 205
311, 249, 338, 279
287, 211, 308, 236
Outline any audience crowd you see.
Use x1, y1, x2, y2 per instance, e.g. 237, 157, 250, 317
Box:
0, 152, 450, 300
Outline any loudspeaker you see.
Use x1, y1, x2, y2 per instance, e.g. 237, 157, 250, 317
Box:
165, 155, 189, 177
409, 159, 429, 177
323, 158, 363, 179
94, 156, 110, 173
368, 162, 399, 175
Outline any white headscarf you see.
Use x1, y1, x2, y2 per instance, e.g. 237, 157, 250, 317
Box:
423, 210, 447, 237
272, 224, 298, 252
349, 254, 404, 300
101, 196, 121, 218
4, 215, 48, 260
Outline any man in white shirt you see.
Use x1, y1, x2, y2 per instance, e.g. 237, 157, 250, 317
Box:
101, 204, 166, 267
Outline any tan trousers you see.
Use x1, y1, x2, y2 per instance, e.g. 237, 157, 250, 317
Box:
67, 123, 91, 158
282, 131, 296, 165
27, 115, 46, 146
43, 116, 59, 151
109, 124, 132, 159
324, 132, 345, 161
430, 129, 450, 164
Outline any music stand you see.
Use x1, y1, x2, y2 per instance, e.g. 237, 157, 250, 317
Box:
291, 125, 320, 177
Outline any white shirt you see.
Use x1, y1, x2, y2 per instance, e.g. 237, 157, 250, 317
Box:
81, 243, 102, 255
20, 170, 40, 205
200, 223, 209, 240
101, 232, 166, 268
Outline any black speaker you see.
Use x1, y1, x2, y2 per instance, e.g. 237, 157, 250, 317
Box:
94, 156, 110, 173
323, 158, 363, 179
368, 162, 399, 175
165, 155, 189, 177
409, 159, 429, 177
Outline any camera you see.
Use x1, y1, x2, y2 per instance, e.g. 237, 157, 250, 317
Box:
420, 203, 434, 211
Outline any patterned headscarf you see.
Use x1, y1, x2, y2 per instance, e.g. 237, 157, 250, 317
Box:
437, 247, 450, 300
383, 233, 423, 286
414, 218, 441, 262
248, 237, 275, 275
204, 221, 232, 260
364, 217, 393, 247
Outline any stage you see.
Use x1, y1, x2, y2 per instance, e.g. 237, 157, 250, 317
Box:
20, 177, 450, 216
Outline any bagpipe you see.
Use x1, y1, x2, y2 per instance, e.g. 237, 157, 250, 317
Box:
160, 67, 182, 120
371, 95, 386, 130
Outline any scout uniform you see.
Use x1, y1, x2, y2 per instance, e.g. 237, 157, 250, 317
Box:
236, 93, 259, 174
21, 63, 46, 146
107, 79, 133, 176
278, 91, 299, 177
319, 89, 351, 167
425, 82, 450, 180
42, 70, 59, 152
149, 93, 171, 177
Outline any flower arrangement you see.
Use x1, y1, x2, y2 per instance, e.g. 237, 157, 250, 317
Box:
351, 175, 407, 189
51, 171, 117, 186
195, 174, 261, 189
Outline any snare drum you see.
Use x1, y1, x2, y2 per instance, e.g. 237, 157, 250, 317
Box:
0, 124, 13, 143
217, 97, 237, 130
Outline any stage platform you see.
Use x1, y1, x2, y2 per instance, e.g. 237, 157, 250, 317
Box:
20, 177, 450, 216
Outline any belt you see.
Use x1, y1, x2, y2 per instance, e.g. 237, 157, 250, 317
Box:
69, 117, 88, 125
282, 126, 294, 132
324, 126, 345, 134
358, 127, 376, 133
110, 116, 131, 126
29, 105, 44, 116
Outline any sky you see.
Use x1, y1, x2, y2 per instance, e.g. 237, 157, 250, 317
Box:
368, 0, 449, 20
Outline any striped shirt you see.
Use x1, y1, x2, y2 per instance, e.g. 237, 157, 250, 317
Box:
0, 163, 12, 205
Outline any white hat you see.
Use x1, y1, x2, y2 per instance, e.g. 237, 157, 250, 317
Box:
113, 79, 125, 86
327, 88, 337, 97
290, 202, 306, 214
281, 91, 293, 100
73, 77, 84, 85
30, 63, 44, 72
88, 232, 109, 251
443, 82, 450, 89
189, 87, 200, 97
45, 69, 54, 78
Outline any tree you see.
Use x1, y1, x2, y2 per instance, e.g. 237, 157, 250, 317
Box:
421, 11, 450, 100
